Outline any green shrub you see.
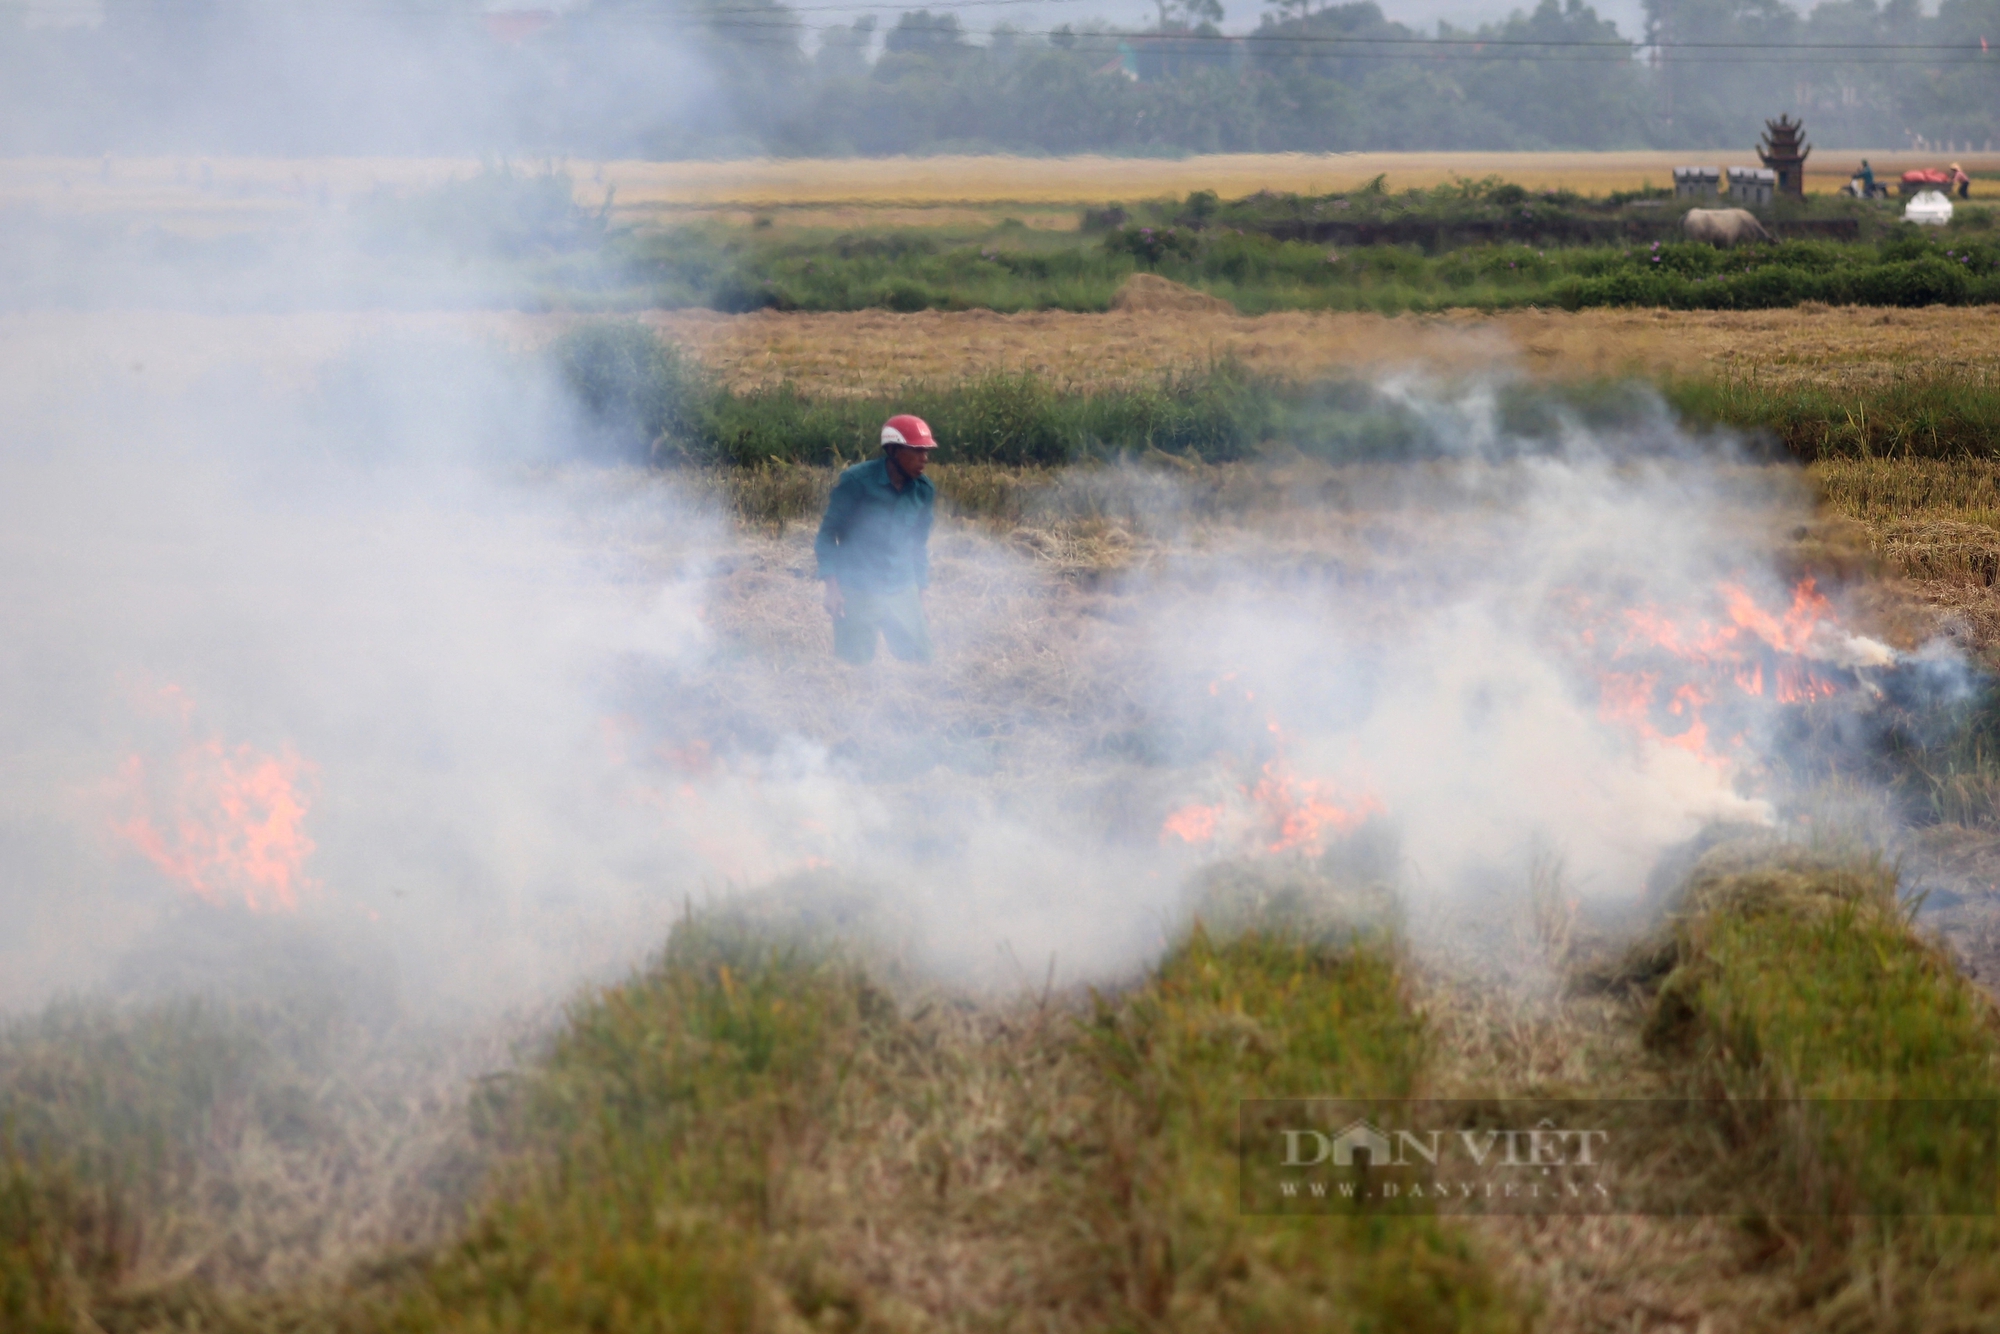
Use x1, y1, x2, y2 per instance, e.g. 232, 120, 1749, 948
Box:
1878, 228, 1939, 263
921, 372, 1068, 465
1104, 223, 1202, 267
1848, 256, 1971, 306
876, 278, 931, 312
1553, 268, 1677, 309
1646, 241, 1720, 279
1719, 263, 1806, 308
708, 269, 783, 312
1765, 239, 1849, 273
548, 319, 711, 462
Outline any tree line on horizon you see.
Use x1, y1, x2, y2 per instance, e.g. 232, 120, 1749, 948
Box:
0, 0, 1994, 157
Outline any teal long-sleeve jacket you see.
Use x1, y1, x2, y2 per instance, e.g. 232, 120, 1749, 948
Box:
814, 457, 935, 593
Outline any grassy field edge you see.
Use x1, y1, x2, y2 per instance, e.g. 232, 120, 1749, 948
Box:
548, 320, 2000, 480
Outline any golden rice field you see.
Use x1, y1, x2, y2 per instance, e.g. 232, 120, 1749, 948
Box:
587, 150, 2000, 216
9, 303, 1993, 401
637, 302, 2000, 395
6, 150, 1997, 233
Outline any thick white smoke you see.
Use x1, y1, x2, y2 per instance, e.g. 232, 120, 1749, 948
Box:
0, 306, 1969, 1016
2, 4, 740, 156
0, 326, 713, 1011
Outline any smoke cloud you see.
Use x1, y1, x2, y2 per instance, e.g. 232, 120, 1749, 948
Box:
0, 302, 1971, 1018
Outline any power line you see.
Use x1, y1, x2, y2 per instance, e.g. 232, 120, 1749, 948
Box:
612, 15, 2000, 61
7, 0, 1995, 49
10, 0, 1998, 64
644, 13, 2000, 60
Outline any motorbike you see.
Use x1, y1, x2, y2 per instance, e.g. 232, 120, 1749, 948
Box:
1841, 175, 1892, 200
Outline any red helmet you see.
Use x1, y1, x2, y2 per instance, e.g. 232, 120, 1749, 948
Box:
880, 414, 938, 450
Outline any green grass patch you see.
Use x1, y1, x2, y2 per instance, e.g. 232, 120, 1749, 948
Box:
1639, 841, 2000, 1319
1647, 851, 1995, 1102
387, 916, 882, 1334
384, 872, 1522, 1331
608, 194, 2000, 316
705, 365, 1274, 468
1668, 373, 2000, 462
208, 886, 1517, 1331
0, 1151, 126, 1334
0, 914, 892, 1334
0, 997, 342, 1333
557, 322, 2000, 474
550, 321, 1278, 468
1071, 922, 1525, 1330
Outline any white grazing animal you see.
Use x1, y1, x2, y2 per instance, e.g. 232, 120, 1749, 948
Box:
1681, 208, 1773, 246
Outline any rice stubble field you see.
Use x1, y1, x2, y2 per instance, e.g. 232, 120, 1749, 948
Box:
9, 159, 2000, 1334
9, 301, 1999, 399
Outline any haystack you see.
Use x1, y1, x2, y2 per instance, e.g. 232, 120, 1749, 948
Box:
1108, 272, 1233, 315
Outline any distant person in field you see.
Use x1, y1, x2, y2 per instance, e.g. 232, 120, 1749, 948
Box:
815, 414, 937, 665
1952, 163, 1971, 199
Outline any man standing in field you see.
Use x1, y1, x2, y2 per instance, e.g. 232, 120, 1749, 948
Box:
815, 414, 937, 665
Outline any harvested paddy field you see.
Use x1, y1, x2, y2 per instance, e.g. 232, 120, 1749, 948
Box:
10, 152, 2000, 232
12, 407, 2000, 1331
10, 169, 2000, 1328
11, 303, 1993, 400
639, 302, 2000, 395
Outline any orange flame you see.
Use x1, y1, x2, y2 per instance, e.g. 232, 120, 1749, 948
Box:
1163, 712, 1383, 857
1249, 759, 1385, 854
1585, 576, 1855, 769
1162, 803, 1221, 844
1721, 578, 1832, 656
112, 726, 319, 913
1612, 577, 1834, 663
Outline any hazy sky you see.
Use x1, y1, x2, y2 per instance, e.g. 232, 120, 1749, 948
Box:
15, 0, 1654, 45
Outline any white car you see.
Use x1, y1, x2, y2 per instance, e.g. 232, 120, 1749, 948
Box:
1905, 190, 1955, 226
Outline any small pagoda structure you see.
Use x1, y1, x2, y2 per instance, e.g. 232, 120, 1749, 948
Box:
1757, 115, 1811, 200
